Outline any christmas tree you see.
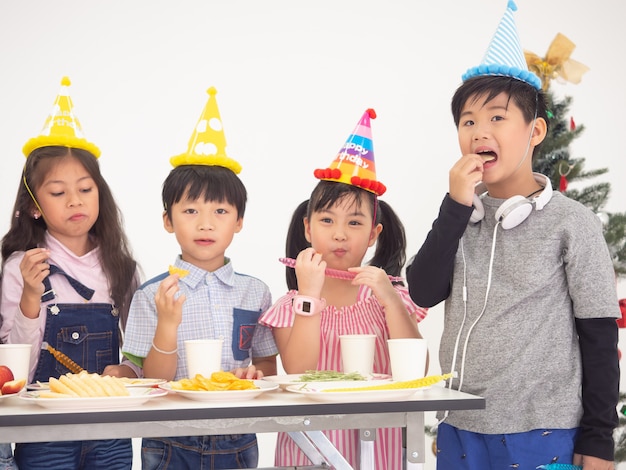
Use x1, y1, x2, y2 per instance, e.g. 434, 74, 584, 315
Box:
526, 32, 626, 462
526, 33, 626, 276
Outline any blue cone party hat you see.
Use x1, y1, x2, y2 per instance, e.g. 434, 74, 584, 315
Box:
462, 0, 541, 90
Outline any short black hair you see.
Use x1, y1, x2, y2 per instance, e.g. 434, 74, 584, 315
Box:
162, 165, 247, 219
451, 76, 549, 158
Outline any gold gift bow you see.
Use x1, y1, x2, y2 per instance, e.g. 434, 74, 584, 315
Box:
524, 33, 590, 91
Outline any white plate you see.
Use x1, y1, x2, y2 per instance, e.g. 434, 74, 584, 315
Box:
286, 381, 427, 403
26, 382, 49, 391
261, 374, 305, 390
118, 378, 167, 388
159, 380, 278, 401
19, 387, 168, 410
0, 391, 20, 401
263, 373, 392, 390
27, 378, 167, 391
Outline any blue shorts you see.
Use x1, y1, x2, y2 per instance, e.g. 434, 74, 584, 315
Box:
142, 434, 258, 469
436, 423, 578, 470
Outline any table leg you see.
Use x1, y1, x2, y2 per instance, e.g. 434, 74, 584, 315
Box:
287, 431, 352, 469
359, 428, 376, 470
405, 411, 426, 466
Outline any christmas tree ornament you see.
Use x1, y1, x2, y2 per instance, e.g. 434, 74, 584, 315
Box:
558, 161, 573, 192
170, 87, 242, 173
616, 298, 626, 328
525, 33, 589, 91
22, 76, 101, 158
314, 108, 386, 196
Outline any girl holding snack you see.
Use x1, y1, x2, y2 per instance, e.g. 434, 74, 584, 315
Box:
259, 109, 428, 469
0, 77, 140, 469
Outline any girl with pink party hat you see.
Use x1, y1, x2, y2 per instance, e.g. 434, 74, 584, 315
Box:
259, 108, 429, 469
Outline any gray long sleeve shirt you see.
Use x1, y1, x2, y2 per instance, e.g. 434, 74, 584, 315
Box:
408, 191, 619, 461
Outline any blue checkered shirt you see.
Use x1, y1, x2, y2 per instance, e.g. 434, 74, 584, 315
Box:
122, 257, 277, 380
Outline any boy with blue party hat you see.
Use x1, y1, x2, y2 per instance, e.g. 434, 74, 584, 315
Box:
407, 1, 619, 468
122, 87, 277, 469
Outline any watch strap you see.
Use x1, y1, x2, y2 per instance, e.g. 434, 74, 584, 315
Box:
292, 295, 326, 316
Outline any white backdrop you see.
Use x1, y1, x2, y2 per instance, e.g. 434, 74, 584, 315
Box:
2, 1, 625, 467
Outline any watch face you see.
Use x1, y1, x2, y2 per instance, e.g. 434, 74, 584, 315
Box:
302, 301, 312, 313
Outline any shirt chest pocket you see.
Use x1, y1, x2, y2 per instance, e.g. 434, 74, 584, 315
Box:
231, 308, 260, 361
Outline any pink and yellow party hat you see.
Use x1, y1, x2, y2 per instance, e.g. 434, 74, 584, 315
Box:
314, 108, 386, 196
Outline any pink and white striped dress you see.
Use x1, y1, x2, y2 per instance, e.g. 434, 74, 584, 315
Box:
259, 284, 428, 469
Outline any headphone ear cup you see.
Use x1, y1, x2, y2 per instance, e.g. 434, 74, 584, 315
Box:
495, 195, 533, 230
469, 193, 485, 224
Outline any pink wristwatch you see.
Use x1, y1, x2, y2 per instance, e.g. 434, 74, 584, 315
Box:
292, 295, 326, 316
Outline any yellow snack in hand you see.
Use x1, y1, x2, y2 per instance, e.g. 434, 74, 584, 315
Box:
168, 265, 189, 278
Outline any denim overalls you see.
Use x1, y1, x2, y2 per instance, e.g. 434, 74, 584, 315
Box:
14, 265, 133, 470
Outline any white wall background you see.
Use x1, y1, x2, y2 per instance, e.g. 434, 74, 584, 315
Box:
2, 1, 625, 468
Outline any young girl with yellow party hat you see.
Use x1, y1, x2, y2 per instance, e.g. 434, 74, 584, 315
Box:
0, 77, 140, 469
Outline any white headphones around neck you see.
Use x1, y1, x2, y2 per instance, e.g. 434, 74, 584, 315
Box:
469, 172, 553, 230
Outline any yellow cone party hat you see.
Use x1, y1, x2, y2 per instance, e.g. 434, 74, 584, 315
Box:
314, 108, 386, 196
22, 76, 101, 158
170, 87, 242, 173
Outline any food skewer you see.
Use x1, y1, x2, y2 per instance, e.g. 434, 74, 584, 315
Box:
279, 258, 404, 282
43, 342, 84, 374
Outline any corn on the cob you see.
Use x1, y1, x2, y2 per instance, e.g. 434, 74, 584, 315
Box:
46, 344, 84, 374
323, 372, 455, 392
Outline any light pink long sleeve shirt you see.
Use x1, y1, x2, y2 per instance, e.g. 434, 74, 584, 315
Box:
0, 232, 139, 381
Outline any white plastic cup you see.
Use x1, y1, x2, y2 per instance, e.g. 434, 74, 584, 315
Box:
339, 334, 376, 377
184, 338, 224, 378
387, 338, 428, 382
0, 343, 32, 387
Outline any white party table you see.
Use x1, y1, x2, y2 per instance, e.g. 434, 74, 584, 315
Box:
0, 385, 484, 469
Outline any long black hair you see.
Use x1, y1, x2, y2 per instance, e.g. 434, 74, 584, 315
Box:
1, 146, 139, 329
285, 181, 406, 290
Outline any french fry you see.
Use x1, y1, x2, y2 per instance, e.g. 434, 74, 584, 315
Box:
60, 374, 93, 397
48, 372, 130, 397
48, 377, 79, 397
75, 372, 108, 396
169, 371, 257, 392
102, 375, 128, 396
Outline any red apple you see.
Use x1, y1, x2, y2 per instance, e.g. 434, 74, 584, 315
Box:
1, 378, 26, 395
0, 365, 14, 392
